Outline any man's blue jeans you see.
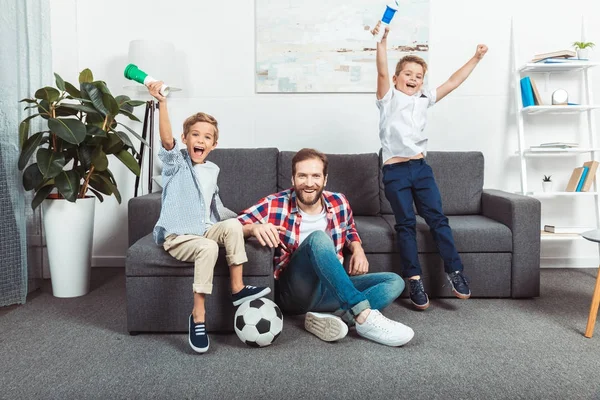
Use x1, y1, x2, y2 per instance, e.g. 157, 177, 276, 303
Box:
382, 159, 464, 278
276, 231, 404, 323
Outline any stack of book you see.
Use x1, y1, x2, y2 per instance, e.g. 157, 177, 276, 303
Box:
532, 49, 578, 62
565, 160, 599, 192
520, 76, 543, 107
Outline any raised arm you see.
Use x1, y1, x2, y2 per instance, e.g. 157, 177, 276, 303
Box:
371, 22, 390, 100
147, 81, 174, 150
435, 44, 488, 102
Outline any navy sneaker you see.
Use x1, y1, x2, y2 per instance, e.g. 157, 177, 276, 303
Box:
408, 278, 430, 310
189, 315, 209, 353
232, 285, 271, 306
447, 271, 471, 299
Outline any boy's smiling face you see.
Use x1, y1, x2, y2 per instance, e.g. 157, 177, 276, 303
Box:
181, 121, 217, 164
393, 61, 425, 96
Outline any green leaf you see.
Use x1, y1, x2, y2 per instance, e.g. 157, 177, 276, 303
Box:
91, 147, 108, 171
89, 173, 113, 195
38, 100, 51, 119
115, 149, 141, 176
118, 122, 149, 147
103, 132, 124, 154
118, 108, 141, 122
34, 87, 60, 103
36, 148, 66, 179
55, 170, 80, 202
102, 92, 120, 116
54, 107, 79, 117
81, 82, 109, 116
48, 118, 87, 145
23, 163, 43, 191
64, 81, 81, 98
125, 100, 146, 107
88, 187, 104, 203
78, 146, 93, 169
115, 95, 133, 113
18, 132, 44, 170
19, 98, 38, 104
19, 120, 30, 149
92, 81, 111, 95
54, 73, 66, 91
86, 125, 107, 137
31, 184, 54, 210
79, 68, 93, 83
58, 103, 100, 115
114, 130, 134, 149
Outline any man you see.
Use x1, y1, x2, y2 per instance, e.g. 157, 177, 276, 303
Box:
237, 148, 414, 347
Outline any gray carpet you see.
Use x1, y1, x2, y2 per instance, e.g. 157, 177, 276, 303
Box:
2, 268, 600, 400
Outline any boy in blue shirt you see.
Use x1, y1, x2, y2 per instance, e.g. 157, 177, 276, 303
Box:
147, 82, 270, 352
371, 23, 487, 310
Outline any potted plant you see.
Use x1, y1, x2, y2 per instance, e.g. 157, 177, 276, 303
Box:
18, 68, 146, 297
542, 175, 553, 192
572, 41, 595, 59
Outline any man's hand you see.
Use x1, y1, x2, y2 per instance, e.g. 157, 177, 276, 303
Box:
251, 223, 286, 248
371, 21, 389, 42
474, 44, 488, 60
348, 248, 369, 276
147, 81, 166, 103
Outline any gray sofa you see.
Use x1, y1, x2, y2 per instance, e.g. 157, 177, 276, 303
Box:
126, 148, 541, 334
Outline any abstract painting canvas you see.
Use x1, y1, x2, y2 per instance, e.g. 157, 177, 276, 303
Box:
255, 0, 430, 93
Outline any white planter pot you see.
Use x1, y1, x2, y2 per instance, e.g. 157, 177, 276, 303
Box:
542, 181, 553, 192
577, 48, 589, 59
42, 197, 95, 298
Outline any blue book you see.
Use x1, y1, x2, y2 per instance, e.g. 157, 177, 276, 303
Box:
576, 166, 589, 192
520, 77, 535, 108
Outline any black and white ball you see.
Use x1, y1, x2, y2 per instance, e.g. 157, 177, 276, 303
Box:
234, 298, 283, 347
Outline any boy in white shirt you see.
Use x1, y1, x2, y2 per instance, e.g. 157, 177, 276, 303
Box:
371, 22, 487, 310
147, 82, 270, 353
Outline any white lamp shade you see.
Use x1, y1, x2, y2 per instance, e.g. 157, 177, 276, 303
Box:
125, 40, 181, 92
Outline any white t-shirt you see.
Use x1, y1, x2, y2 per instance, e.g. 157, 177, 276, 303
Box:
193, 161, 219, 227
376, 86, 437, 164
298, 207, 328, 245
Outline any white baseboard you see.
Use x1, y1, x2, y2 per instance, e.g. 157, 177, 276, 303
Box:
541, 257, 599, 269
92, 256, 125, 267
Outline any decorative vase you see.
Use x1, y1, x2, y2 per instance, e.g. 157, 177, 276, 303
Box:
542, 181, 553, 192
42, 197, 95, 298
577, 48, 589, 59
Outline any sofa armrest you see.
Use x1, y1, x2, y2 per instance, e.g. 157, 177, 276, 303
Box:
128, 192, 162, 247
481, 189, 541, 297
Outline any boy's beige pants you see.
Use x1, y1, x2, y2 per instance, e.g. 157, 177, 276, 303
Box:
163, 219, 248, 294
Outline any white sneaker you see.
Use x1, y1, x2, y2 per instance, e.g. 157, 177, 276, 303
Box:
305, 312, 349, 342
355, 310, 414, 347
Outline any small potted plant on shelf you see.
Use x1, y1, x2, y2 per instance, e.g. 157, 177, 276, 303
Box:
572, 41, 595, 59
542, 175, 553, 192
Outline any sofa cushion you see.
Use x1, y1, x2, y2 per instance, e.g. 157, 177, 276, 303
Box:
126, 234, 274, 277
278, 151, 381, 216
353, 216, 396, 253
379, 151, 484, 215
207, 148, 279, 213
380, 214, 512, 253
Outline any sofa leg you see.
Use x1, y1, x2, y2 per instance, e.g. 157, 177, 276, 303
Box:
129, 331, 140, 336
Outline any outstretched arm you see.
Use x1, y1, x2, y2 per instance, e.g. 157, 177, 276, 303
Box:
147, 81, 174, 150
372, 22, 390, 100
435, 44, 488, 102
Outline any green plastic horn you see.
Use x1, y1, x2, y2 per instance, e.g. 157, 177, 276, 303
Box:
124, 64, 170, 96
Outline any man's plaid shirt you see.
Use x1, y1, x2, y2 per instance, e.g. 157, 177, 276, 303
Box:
237, 188, 361, 279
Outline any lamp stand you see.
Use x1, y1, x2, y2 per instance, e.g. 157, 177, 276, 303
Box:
134, 100, 157, 197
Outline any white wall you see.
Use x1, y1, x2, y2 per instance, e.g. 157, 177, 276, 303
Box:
49, 0, 600, 267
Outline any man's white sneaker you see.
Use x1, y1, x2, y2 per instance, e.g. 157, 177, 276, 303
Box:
305, 312, 349, 342
355, 309, 414, 347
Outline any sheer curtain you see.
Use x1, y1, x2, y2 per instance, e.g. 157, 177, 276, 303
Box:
0, 0, 51, 306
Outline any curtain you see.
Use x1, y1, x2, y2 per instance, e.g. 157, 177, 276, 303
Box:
0, 0, 51, 306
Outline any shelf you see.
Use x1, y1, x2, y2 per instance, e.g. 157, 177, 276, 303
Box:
521, 105, 600, 115
540, 231, 587, 241
520, 148, 600, 155
525, 191, 598, 198
519, 62, 599, 73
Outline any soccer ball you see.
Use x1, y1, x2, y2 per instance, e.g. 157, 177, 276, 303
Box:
234, 297, 283, 347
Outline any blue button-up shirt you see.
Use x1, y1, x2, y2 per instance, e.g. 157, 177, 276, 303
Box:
153, 141, 234, 245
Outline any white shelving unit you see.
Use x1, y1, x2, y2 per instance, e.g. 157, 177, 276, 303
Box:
512, 21, 600, 242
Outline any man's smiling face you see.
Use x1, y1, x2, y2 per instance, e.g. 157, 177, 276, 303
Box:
393, 61, 424, 96
181, 121, 217, 164
292, 158, 328, 207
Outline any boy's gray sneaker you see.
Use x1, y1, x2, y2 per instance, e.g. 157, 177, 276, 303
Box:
355, 310, 414, 347
305, 312, 348, 342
